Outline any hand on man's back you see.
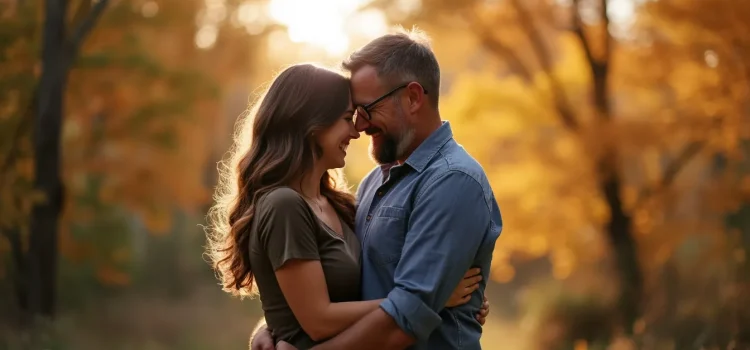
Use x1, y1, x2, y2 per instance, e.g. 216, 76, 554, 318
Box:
250, 325, 275, 350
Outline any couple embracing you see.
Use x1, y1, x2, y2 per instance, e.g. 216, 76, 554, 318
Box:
206, 28, 503, 350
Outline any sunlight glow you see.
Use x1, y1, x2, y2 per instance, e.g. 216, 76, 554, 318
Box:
608, 0, 636, 39
141, 1, 159, 18
195, 25, 218, 49
608, 0, 636, 24
704, 50, 719, 68
195, 0, 227, 49
268, 0, 387, 56
235, 2, 269, 35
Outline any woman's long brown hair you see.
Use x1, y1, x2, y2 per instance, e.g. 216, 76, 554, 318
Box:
205, 64, 356, 297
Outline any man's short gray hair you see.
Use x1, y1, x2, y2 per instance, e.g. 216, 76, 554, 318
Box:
342, 27, 440, 107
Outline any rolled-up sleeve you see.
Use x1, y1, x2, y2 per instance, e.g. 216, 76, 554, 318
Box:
379, 170, 490, 342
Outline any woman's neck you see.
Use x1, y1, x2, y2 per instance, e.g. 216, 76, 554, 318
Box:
295, 164, 326, 200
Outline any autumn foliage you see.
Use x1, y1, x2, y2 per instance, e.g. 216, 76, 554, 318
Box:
1, 0, 749, 348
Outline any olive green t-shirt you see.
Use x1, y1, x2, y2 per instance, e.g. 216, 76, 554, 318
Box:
249, 187, 362, 349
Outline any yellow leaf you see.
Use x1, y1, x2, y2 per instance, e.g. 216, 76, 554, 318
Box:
143, 209, 173, 235
96, 265, 131, 287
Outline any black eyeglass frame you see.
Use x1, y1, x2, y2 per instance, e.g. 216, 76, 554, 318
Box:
354, 82, 428, 122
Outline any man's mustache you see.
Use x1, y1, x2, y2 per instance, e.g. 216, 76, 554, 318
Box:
364, 127, 382, 136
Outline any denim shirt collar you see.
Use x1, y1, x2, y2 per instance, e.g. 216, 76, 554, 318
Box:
379, 121, 453, 176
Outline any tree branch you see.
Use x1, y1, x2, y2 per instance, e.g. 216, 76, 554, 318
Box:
463, 11, 534, 82
1, 201, 28, 311
572, 0, 597, 69
509, 0, 580, 131
1, 227, 26, 286
634, 140, 706, 209
571, 0, 612, 66
65, 0, 110, 70
70, 0, 93, 31
0, 92, 36, 188
0, 0, 110, 188
572, 0, 612, 120
634, 115, 723, 209
601, 0, 611, 62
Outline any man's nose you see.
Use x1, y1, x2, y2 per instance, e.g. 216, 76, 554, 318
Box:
354, 115, 370, 133
349, 125, 360, 139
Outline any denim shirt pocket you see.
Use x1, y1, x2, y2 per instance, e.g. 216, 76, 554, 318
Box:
367, 205, 407, 266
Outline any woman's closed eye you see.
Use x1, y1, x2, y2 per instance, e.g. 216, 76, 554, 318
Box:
343, 111, 355, 123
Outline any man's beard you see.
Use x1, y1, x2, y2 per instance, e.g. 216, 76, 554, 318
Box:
369, 127, 414, 164
370, 132, 398, 164
368, 105, 414, 165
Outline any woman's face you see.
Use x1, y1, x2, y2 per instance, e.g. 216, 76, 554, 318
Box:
314, 99, 360, 170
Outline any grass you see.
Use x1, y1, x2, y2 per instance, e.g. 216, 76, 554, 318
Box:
1, 285, 264, 350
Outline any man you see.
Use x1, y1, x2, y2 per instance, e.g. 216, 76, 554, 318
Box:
254, 28, 502, 350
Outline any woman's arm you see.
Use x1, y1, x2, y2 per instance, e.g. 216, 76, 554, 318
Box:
276, 262, 485, 342
258, 189, 379, 342
276, 259, 382, 341
258, 189, 482, 343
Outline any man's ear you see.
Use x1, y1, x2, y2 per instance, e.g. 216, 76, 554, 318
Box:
405, 82, 425, 114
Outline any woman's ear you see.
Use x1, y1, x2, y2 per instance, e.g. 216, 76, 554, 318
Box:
309, 133, 322, 159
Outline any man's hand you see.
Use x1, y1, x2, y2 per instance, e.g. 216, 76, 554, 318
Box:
445, 268, 482, 307
476, 295, 490, 326
250, 325, 275, 350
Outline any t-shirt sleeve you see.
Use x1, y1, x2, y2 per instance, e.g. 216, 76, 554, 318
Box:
255, 188, 320, 270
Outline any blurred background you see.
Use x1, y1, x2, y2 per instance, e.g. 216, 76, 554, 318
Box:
1, 0, 749, 349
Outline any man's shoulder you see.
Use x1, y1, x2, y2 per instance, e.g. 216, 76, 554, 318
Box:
424, 140, 491, 191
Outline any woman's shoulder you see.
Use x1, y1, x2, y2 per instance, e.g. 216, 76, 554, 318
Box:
262, 187, 303, 204
257, 187, 309, 215
254, 187, 319, 243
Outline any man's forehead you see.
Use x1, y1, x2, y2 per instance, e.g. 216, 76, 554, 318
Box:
350, 65, 382, 104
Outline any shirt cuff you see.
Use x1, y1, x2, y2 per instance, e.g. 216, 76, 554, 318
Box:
379, 288, 442, 342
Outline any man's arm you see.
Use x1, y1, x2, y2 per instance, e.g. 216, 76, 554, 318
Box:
313, 171, 491, 350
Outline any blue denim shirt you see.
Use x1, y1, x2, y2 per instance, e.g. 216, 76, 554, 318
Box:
355, 122, 503, 350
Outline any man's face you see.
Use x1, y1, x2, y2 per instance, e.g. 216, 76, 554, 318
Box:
350, 65, 414, 164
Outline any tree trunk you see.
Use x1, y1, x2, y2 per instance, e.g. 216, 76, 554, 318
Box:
5, 228, 28, 312
601, 170, 642, 333
582, 0, 643, 329
27, 0, 68, 318
591, 59, 643, 335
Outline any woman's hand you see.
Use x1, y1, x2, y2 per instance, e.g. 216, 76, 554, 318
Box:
250, 326, 275, 350
445, 268, 482, 307
477, 295, 490, 325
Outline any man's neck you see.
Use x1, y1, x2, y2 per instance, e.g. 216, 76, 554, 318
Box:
397, 115, 442, 164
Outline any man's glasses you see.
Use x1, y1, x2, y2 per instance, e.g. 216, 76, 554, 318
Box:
353, 82, 428, 125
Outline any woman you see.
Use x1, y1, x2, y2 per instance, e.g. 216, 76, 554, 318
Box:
206, 64, 485, 349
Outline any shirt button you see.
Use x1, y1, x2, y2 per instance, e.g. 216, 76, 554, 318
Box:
366, 214, 372, 221
377, 191, 383, 196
